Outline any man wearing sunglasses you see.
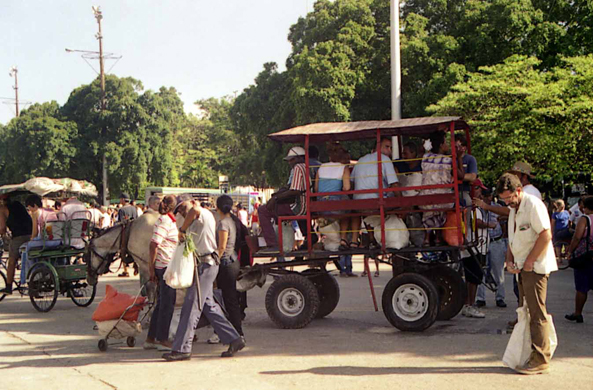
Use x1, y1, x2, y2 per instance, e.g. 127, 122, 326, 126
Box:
496, 173, 557, 375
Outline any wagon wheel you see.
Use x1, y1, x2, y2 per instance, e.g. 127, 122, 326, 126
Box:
382, 273, 439, 332
302, 269, 340, 318
126, 336, 136, 347
422, 265, 466, 321
265, 274, 320, 329
69, 281, 97, 307
28, 265, 58, 313
0, 270, 7, 302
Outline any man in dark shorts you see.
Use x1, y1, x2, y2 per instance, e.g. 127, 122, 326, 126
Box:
0, 197, 33, 294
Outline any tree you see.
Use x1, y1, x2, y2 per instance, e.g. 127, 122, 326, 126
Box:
0, 102, 77, 184
428, 55, 593, 186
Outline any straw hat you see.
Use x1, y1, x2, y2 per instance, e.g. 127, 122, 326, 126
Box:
509, 161, 533, 177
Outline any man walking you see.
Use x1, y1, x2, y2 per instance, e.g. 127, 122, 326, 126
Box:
0, 197, 32, 295
162, 201, 244, 361
497, 173, 557, 375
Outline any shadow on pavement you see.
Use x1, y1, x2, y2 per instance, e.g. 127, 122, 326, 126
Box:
260, 365, 511, 376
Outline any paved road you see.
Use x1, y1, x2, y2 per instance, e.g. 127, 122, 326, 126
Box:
1, 257, 592, 390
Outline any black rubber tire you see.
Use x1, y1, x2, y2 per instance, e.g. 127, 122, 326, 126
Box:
0, 270, 7, 302
422, 265, 467, 321
126, 336, 136, 348
29, 265, 58, 313
302, 269, 340, 318
265, 274, 320, 329
98, 339, 108, 352
382, 273, 439, 332
69, 282, 97, 307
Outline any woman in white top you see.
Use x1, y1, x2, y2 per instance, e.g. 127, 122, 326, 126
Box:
315, 143, 354, 250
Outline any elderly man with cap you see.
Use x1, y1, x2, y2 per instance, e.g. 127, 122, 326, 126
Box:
460, 179, 497, 318
258, 146, 310, 253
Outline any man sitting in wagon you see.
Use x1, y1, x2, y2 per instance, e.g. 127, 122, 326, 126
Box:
350, 137, 401, 248
258, 147, 310, 253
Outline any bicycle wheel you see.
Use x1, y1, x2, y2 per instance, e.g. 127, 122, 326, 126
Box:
0, 270, 7, 302
29, 265, 58, 312
69, 281, 97, 307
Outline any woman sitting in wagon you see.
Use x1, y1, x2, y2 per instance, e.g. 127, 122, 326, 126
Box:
315, 143, 355, 250
419, 131, 463, 246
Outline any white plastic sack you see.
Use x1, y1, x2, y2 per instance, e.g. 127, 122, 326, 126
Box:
502, 306, 558, 369
371, 215, 410, 249
319, 221, 341, 251
96, 320, 142, 338
164, 242, 195, 289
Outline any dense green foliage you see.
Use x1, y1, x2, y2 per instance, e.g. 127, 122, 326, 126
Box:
2, 0, 593, 194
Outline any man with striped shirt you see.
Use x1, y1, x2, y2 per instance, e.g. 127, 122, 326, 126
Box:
259, 147, 310, 252
144, 195, 178, 351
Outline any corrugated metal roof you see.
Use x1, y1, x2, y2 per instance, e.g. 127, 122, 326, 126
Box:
268, 117, 467, 143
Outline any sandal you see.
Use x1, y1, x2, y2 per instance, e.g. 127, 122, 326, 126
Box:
118, 272, 130, 278
361, 271, 368, 277
374, 271, 380, 277
338, 239, 350, 251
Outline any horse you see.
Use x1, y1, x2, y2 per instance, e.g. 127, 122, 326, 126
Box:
87, 211, 160, 296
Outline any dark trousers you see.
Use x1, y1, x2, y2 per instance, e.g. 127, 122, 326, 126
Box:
147, 268, 176, 342
217, 258, 243, 336
259, 203, 294, 247
518, 271, 552, 365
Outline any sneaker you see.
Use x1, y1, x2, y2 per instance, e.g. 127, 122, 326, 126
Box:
496, 300, 507, 308
466, 306, 485, 318
461, 305, 470, 317
162, 351, 191, 362
207, 333, 220, 344
157, 341, 172, 351
565, 313, 584, 323
514, 360, 550, 375
143, 341, 158, 350
475, 300, 486, 308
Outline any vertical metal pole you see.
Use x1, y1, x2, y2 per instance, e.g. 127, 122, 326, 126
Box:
450, 122, 463, 245
95, 8, 109, 206
391, 0, 401, 160
377, 129, 386, 252
304, 135, 312, 255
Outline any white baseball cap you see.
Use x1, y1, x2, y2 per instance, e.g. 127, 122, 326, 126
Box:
283, 146, 306, 160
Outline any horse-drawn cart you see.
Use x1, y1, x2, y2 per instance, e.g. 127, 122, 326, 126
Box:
240, 117, 489, 332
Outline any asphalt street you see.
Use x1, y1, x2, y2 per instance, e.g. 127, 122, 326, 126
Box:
1, 257, 592, 390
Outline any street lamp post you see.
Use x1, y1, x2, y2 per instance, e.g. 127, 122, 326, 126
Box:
93, 6, 109, 207
8, 66, 19, 117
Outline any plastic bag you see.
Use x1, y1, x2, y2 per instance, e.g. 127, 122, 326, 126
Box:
367, 215, 409, 249
92, 285, 146, 322
164, 240, 195, 289
502, 306, 558, 369
443, 211, 465, 246
319, 221, 341, 251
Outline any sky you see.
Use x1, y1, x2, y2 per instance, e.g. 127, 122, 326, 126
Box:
0, 0, 313, 124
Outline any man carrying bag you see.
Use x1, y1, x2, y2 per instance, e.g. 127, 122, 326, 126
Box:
497, 173, 558, 375
162, 202, 245, 361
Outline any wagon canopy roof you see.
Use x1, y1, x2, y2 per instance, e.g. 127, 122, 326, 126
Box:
268, 116, 467, 143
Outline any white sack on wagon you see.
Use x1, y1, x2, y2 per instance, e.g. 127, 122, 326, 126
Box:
364, 215, 410, 249
319, 220, 341, 251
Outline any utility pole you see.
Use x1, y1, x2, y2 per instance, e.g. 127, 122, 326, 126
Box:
93, 6, 109, 207
9, 66, 19, 117
391, 0, 402, 160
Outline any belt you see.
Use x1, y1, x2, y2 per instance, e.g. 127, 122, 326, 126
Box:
491, 236, 506, 242
197, 252, 218, 266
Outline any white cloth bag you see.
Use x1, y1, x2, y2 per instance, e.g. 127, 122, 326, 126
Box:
502, 306, 558, 369
163, 242, 195, 289
319, 221, 341, 251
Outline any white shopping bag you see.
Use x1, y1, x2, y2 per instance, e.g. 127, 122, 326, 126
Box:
163, 241, 195, 289
502, 306, 558, 369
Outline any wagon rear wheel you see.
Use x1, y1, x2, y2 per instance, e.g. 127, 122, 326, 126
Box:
29, 265, 58, 313
265, 274, 320, 329
0, 270, 7, 302
302, 269, 340, 318
422, 265, 466, 321
382, 273, 439, 332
